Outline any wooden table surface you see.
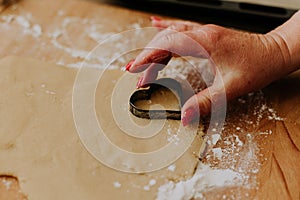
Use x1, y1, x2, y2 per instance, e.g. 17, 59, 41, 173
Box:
0, 0, 299, 199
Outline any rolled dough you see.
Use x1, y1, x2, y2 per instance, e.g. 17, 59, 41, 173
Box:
0, 56, 204, 200
134, 87, 180, 111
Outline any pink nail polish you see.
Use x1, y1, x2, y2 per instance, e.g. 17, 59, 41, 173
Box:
150, 16, 162, 22
182, 108, 197, 126
125, 59, 135, 71
136, 76, 144, 88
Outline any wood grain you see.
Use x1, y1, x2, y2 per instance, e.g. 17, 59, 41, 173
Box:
0, 0, 299, 199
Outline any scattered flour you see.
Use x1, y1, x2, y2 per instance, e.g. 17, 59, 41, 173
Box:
57, 10, 65, 16
143, 179, 157, 191
157, 163, 243, 200
144, 185, 150, 191
0, 10, 143, 70
2, 178, 12, 190
25, 91, 35, 96
0, 14, 43, 38
32, 24, 42, 37
15, 15, 30, 28
48, 16, 143, 69
149, 179, 157, 186
235, 135, 244, 146
45, 90, 56, 95
0, 8, 285, 199
1, 15, 14, 23
166, 125, 180, 145
167, 164, 176, 172
212, 147, 223, 159
211, 134, 221, 145
113, 181, 121, 188
157, 132, 259, 199
259, 130, 273, 135
156, 89, 283, 199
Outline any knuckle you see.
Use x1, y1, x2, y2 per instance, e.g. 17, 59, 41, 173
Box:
203, 24, 224, 36
198, 24, 226, 45
163, 33, 176, 43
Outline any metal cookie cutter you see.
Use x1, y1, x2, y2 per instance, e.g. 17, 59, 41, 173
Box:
129, 78, 183, 120
130, 78, 212, 159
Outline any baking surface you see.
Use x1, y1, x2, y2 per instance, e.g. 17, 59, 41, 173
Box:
0, 56, 203, 199
0, 0, 299, 199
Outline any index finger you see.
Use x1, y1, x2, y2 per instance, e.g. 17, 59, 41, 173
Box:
128, 29, 210, 73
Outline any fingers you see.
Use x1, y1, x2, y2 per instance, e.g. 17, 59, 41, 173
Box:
126, 19, 219, 73
150, 17, 201, 31
181, 88, 212, 126
136, 64, 158, 88
136, 56, 171, 88
125, 18, 225, 124
127, 28, 176, 73
181, 74, 227, 126
127, 30, 211, 73
128, 49, 171, 73
128, 17, 204, 74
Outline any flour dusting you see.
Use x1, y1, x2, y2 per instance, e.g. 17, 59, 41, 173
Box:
167, 164, 176, 172
0, 8, 145, 69
113, 181, 122, 188
2, 178, 12, 190
0, 14, 43, 38
157, 163, 243, 200
47, 16, 144, 69
0, 6, 286, 199
156, 86, 283, 199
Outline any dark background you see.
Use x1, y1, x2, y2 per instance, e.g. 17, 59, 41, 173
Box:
93, 0, 297, 33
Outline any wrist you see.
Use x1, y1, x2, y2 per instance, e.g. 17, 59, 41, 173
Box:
265, 32, 293, 72
267, 11, 300, 72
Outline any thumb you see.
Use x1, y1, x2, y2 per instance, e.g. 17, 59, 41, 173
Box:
182, 81, 227, 126
181, 88, 212, 126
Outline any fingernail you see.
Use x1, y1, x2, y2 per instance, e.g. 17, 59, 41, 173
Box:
125, 59, 135, 71
150, 16, 162, 22
182, 108, 197, 126
136, 75, 144, 88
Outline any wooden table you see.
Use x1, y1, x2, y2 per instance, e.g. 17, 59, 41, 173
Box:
0, 0, 299, 199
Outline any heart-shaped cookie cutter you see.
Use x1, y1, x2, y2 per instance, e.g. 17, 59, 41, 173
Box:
129, 78, 183, 120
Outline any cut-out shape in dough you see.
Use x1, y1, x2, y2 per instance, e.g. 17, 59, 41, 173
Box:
0, 175, 27, 200
129, 78, 183, 120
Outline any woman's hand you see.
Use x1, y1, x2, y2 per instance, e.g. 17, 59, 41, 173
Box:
126, 16, 295, 126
